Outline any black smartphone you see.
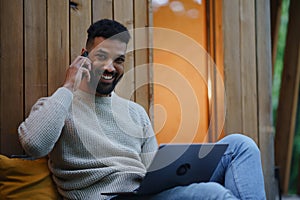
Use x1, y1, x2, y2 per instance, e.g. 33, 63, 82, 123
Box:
81, 51, 88, 57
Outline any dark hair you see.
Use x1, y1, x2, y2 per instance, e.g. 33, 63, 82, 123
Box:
86, 19, 131, 48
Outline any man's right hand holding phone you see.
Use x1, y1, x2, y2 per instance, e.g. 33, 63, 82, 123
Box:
63, 55, 92, 93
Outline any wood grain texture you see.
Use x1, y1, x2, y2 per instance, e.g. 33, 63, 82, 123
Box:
256, 0, 276, 198
70, 0, 92, 62
93, 0, 113, 22
0, 0, 24, 155
240, 0, 258, 141
223, 0, 243, 133
113, 0, 135, 100
47, 0, 70, 95
24, 0, 47, 116
134, 0, 150, 112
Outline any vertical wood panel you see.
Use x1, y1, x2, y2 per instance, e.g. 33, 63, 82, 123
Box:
134, 0, 150, 112
275, 0, 300, 193
256, 0, 276, 198
223, 0, 243, 133
24, 0, 47, 116
240, 0, 258, 141
148, 0, 154, 122
93, 0, 113, 22
214, 0, 225, 141
70, 0, 92, 62
114, 0, 135, 100
48, 0, 70, 95
208, 0, 225, 142
0, 0, 24, 155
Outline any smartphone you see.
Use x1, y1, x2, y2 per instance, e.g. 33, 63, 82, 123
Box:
81, 51, 88, 57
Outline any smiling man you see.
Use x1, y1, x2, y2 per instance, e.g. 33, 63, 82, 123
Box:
18, 19, 266, 200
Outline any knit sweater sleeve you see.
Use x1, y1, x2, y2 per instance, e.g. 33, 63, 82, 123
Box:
141, 123, 158, 168
134, 104, 158, 168
18, 87, 73, 158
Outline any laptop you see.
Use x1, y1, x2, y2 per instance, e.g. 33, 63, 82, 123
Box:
102, 143, 228, 196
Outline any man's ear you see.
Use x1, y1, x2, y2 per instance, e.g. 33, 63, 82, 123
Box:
81, 48, 87, 55
81, 48, 88, 57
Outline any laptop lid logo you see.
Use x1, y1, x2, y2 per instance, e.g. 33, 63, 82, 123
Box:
176, 163, 191, 176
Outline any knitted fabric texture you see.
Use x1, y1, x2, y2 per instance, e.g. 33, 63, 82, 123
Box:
18, 87, 158, 199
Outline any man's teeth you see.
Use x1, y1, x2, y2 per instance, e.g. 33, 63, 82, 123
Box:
101, 74, 113, 80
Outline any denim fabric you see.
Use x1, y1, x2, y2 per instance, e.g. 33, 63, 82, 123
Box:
112, 134, 266, 200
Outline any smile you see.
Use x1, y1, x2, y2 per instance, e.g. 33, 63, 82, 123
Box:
101, 74, 114, 80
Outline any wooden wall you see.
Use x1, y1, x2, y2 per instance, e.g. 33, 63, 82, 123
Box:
0, 0, 275, 198
223, 0, 275, 199
0, 0, 151, 156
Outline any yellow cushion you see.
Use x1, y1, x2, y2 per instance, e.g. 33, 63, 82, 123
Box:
0, 155, 59, 200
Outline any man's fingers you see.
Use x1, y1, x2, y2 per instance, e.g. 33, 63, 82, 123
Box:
70, 56, 91, 70
81, 67, 91, 82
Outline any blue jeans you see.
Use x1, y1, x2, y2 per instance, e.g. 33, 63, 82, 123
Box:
112, 134, 266, 200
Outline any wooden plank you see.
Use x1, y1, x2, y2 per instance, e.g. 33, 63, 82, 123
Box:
24, 0, 47, 116
256, 0, 276, 199
214, 0, 224, 76
113, 0, 135, 101
214, 0, 225, 141
206, 0, 216, 142
134, 0, 150, 112
240, 0, 258, 142
208, 0, 225, 142
275, 0, 300, 194
93, 0, 113, 22
223, 0, 243, 133
70, 0, 92, 62
148, 0, 154, 123
47, 0, 70, 94
0, 0, 24, 155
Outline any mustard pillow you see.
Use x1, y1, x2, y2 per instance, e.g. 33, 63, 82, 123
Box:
0, 155, 60, 200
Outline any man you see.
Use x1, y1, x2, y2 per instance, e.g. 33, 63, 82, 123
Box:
18, 19, 266, 199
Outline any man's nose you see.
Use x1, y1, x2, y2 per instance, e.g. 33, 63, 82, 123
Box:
103, 59, 115, 72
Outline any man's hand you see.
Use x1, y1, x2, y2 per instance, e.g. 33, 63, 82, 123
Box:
63, 56, 91, 92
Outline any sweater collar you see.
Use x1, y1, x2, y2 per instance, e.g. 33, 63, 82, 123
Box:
74, 89, 113, 105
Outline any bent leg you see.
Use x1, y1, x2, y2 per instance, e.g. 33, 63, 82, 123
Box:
210, 134, 266, 199
114, 182, 238, 200
146, 182, 237, 200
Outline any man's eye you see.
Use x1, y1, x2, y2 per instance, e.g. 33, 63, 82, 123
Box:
114, 58, 125, 64
96, 54, 107, 60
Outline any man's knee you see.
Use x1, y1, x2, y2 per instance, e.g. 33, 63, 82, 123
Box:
219, 133, 261, 155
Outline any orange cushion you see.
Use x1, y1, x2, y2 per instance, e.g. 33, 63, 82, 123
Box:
0, 155, 59, 200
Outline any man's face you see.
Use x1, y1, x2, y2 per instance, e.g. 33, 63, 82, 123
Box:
87, 37, 127, 96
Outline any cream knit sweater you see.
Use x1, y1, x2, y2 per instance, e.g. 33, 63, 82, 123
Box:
18, 87, 158, 199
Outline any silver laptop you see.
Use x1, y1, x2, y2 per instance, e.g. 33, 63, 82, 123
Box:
102, 143, 228, 196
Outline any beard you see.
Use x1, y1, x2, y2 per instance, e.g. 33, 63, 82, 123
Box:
89, 70, 122, 95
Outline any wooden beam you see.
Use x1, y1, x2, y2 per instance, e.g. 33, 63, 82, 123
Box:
47, 0, 70, 95
223, 0, 258, 142
256, 0, 276, 198
70, 0, 92, 62
134, 0, 150, 113
24, 0, 47, 116
275, 0, 300, 194
92, 0, 113, 22
0, 0, 24, 155
223, 0, 243, 133
240, 0, 258, 142
113, 0, 135, 101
